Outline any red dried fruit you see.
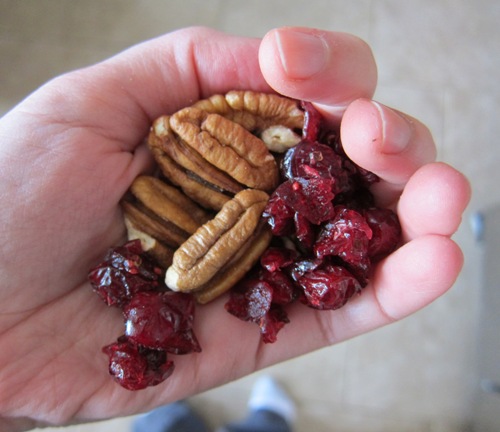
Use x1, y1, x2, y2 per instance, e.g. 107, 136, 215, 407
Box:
282, 141, 350, 195
88, 240, 162, 307
123, 291, 201, 354
259, 305, 290, 344
301, 101, 322, 142
225, 279, 291, 343
263, 193, 295, 236
270, 177, 336, 225
260, 269, 298, 305
364, 208, 402, 261
260, 247, 298, 273
102, 337, 174, 391
297, 264, 362, 310
225, 279, 273, 323
314, 207, 373, 267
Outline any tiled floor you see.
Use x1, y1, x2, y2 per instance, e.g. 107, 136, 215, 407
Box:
1, 0, 499, 431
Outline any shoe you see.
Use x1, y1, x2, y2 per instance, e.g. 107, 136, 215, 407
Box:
247, 375, 296, 426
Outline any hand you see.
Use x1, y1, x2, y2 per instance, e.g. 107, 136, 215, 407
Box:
0, 26, 470, 431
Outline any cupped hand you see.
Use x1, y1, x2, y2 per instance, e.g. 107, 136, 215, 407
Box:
0, 26, 470, 431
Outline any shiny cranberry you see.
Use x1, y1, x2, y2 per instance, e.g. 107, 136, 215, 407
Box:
88, 240, 162, 307
263, 193, 295, 236
260, 247, 298, 273
282, 141, 350, 196
259, 305, 290, 344
364, 208, 402, 261
225, 280, 273, 323
270, 177, 335, 225
301, 101, 322, 142
314, 207, 373, 267
260, 269, 298, 305
102, 338, 174, 391
297, 264, 362, 310
123, 291, 201, 354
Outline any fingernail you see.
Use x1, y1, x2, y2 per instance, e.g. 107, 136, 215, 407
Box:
275, 29, 329, 79
371, 101, 413, 154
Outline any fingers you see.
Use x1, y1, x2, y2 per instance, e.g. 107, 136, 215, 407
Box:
397, 162, 471, 241
340, 98, 437, 205
259, 27, 377, 123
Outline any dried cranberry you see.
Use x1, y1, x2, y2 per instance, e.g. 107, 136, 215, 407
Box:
102, 338, 174, 391
260, 269, 298, 305
301, 101, 322, 142
297, 264, 362, 310
294, 213, 316, 250
123, 291, 201, 354
364, 208, 402, 262
225, 278, 291, 343
260, 247, 298, 273
272, 177, 335, 225
225, 280, 273, 323
263, 193, 295, 236
314, 207, 373, 267
88, 240, 162, 307
282, 141, 350, 195
259, 305, 290, 344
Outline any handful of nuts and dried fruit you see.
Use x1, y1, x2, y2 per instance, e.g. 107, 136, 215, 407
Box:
88, 91, 401, 390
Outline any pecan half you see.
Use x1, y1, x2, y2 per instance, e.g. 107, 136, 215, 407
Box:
122, 175, 211, 267
165, 189, 271, 298
148, 91, 304, 211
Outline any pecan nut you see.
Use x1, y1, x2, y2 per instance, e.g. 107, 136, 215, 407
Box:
148, 91, 304, 211
122, 175, 211, 267
165, 189, 271, 298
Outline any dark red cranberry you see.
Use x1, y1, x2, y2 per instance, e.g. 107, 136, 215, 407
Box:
225, 279, 290, 343
272, 177, 336, 225
282, 141, 351, 196
314, 207, 373, 267
102, 338, 174, 391
294, 213, 316, 250
364, 208, 402, 262
259, 305, 290, 344
123, 291, 201, 354
263, 193, 295, 236
301, 101, 322, 142
88, 240, 162, 307
297, 264, 362, 310
260, 269, 299, 305
260, 247, 298, 273
225, 280, 273, 323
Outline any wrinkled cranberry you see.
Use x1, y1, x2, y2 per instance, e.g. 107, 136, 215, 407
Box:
225, 280, 273, 323
88, 240, 162, 307
225, 278, 291, 343
102, 338, 174, 391
263, 193, 295, 236
260, 247, 298, 273
123, 291, 201, 354
364, 208, 402, 261
259, 305, 290, 344
297, 264, 362, 310
269, 177, 336, 225
301, 101, 322, 142
260, 269, 298, 305
282, 141, 350, 195
294, 213, 316, 250
314, 207, 373, 267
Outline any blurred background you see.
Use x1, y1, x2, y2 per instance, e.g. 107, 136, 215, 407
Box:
1, 0, 499, 431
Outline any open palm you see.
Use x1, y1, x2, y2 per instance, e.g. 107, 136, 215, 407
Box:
0, 27, 470, 431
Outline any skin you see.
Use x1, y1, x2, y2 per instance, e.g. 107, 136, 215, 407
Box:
0, 26, 471, 431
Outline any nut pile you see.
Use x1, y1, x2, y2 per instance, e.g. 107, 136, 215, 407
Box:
88, 91, 401, 390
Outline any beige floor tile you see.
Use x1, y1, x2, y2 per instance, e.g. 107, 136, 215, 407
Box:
216, 0, 371, 39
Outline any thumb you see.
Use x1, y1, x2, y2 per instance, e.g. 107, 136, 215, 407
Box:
259, 27, 377, 123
